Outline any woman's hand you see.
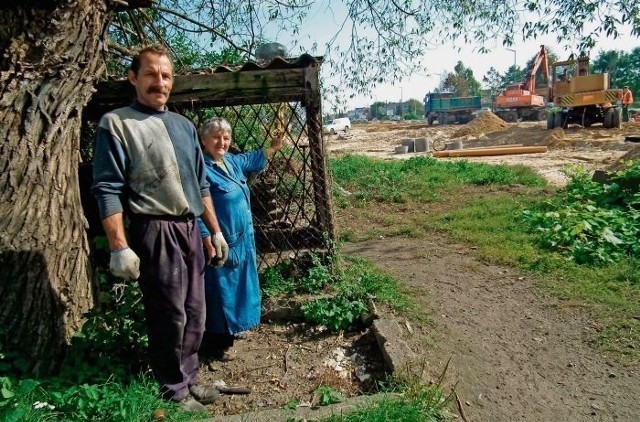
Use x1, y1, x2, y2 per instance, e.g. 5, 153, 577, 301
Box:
271, 132, 284, 151
266, 132, 284, 158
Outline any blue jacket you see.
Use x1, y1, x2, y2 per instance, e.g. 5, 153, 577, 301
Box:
198, 149, 266, 333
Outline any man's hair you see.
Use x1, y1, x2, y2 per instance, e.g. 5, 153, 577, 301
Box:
129, 44, 173, 74
199, 117, 233, 140
624, 86, 629, 89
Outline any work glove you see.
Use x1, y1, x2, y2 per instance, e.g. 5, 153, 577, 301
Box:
110, 247, 140, 280
211, 232, 229, 268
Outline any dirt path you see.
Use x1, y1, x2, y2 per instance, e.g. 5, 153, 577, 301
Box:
343, 237, 640, 422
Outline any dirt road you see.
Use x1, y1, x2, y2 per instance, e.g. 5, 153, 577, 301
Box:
344, 237, 639, 422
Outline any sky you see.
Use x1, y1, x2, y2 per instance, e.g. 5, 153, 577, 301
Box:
268, 2, 638, 110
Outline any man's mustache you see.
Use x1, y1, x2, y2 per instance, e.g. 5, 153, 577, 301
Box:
147, 86, 169, 95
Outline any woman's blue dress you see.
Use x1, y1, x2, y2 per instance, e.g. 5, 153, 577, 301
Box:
197, 149, 266, 334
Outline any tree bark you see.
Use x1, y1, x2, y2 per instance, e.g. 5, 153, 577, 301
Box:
0, 1, 109, 373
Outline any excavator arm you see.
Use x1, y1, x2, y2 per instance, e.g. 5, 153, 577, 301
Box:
524, 45, 549, 95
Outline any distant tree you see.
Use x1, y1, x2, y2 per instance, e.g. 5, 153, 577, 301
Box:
369, 101, 389, 119
405, 98, 423, 116
592, 48, 640, 97
442, 61, 482, 96
483, 67, 506, 102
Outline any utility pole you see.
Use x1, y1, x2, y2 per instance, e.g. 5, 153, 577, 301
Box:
506, 48, 517, 82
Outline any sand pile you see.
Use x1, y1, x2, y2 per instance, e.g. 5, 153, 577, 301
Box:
451, 111, 508, 138
543, 128, 566, 148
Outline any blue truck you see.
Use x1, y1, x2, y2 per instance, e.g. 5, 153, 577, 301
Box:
424, 92, 482, 125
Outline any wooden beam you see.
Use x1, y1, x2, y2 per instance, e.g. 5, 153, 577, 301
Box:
433, 146, 548, 157
85, 67, 318, 119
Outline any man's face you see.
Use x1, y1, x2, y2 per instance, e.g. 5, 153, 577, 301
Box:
128, 52, 174, 110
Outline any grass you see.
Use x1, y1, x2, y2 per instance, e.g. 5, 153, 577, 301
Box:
0, 375, 204, 422
331, 154, 546, 207
311, 381, 450, 422
331, 154, 640, 360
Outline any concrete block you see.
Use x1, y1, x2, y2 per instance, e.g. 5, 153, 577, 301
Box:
414, 137, 430, 152
400, 138, 415, 152
371, 318, 418, 377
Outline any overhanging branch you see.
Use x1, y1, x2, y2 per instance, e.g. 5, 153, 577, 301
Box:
152, 5, 250, 55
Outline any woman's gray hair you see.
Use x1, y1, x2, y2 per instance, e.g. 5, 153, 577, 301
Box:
199, 117, 232, 139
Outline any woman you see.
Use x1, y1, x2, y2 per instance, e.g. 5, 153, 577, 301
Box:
197, 117, 283, 360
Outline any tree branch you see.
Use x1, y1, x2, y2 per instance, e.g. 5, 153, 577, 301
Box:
152, 5, 250, 55
107, 40, 137, 57
137, 8, 187, 70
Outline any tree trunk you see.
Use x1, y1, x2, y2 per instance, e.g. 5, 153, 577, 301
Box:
0, 1, 109, 373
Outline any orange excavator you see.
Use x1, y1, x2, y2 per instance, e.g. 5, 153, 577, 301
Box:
494, 45, 550, 122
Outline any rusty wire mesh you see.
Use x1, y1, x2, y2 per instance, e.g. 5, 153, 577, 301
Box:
188, 101, 333, 268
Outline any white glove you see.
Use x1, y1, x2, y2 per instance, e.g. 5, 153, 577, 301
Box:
110, 247, 140, 280
212, 232, 229, 267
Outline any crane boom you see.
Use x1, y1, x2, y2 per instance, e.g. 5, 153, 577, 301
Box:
524, 45, 549, 94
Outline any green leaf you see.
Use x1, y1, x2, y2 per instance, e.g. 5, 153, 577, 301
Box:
1, 387, 15, 399
602, 228, 623, 246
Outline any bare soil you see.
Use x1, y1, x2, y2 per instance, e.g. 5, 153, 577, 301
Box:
199, 116, 640, 421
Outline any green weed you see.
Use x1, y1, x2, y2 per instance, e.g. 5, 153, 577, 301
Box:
523, 163, 640, 265
313, 385, 345, 406
313, 381, 449, 421
300, 295, 368, 331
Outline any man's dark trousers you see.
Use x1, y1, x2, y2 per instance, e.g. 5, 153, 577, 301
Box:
130, 214, 205, 401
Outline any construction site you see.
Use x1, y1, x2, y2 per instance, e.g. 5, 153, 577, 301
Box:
327, 112, 640, 186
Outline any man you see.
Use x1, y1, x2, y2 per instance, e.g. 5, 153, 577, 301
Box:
622, 86, 634, 122
92, 44, 228, 413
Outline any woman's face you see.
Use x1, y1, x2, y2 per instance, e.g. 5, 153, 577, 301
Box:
202, 129, 231, 161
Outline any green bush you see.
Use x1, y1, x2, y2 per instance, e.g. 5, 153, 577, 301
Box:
524, 162, 640, 265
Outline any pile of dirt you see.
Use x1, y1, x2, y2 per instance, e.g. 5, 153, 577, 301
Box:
451, 111, 508, 138
543, 128, 566, 148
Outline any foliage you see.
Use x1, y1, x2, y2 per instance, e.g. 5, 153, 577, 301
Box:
313, 385, 345, 406
443, 61, 482, 96
102, 1, 640, 104
300, 253, 335, 293
283, 397, 300, 410
0, 374, 200, 422
483, 65, 521, 94
59, 261, 148, 383
0, 239, 202, 422
300, 295, 368, 331
591, 47, 640, 98
261, 260, 298, 298
261, 250, 416, 331
523, 163, 640, 265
